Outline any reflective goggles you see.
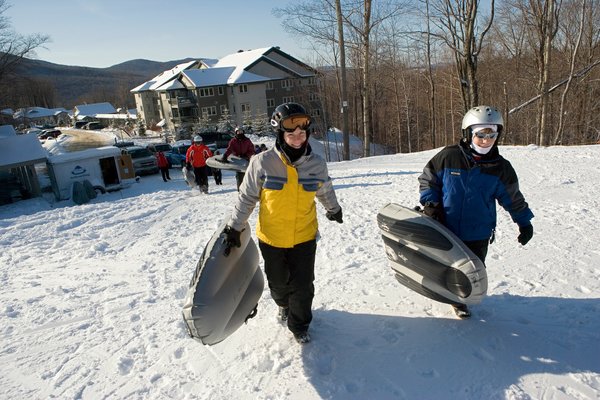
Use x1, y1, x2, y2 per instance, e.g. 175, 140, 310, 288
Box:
274, 114, 312, 132
473, 130, 499, 140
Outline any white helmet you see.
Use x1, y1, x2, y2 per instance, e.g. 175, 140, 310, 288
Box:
461, 105, 503, 140
193, 135, 203, 143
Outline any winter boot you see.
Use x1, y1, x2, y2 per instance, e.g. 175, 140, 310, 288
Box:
293, 331, 311, 344
452, 304, 471, 319
278, 306, 289, 323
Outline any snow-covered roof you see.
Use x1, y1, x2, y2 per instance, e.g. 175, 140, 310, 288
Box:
181, 68, 234, 87
201, 58, 219, 67
95, 113, 135, 120
0, 132, 48, 169
47, 146, 120, 164
13, 107, 69, 120
155, 79, 185, 91
131, 47, 313, 93
179, 67, 270, 88
213, 47, 272, 68
131, 60, 201, 93
227, 69, 270, 85
74, 102, 117, 117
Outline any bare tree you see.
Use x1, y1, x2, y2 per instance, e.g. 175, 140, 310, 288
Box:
335, 0, 351, 160
424, 0, 438, 147
430, 0, 495, 110
0, 0, 50, 85
519, 0, 562, 145
553, 0, 586, 144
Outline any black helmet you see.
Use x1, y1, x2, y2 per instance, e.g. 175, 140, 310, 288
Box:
270, 103, 312, 134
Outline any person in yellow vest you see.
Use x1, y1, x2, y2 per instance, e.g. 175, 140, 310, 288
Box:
223, 103, 343, 344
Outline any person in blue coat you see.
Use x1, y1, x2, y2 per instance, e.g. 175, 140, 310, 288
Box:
418, 105, 534, 318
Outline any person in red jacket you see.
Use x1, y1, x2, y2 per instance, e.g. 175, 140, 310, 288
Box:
156, 151, 171, 182
185, 135, 213, 193
222, 127, 255, 190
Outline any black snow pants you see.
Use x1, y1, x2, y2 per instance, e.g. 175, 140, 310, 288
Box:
193, 166, 209, 188
463, 239, 489, 264
235, 171, 245, 190
259, 239, 316, 335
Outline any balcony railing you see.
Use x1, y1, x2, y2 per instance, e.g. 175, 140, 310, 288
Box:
169, 97, 195, 108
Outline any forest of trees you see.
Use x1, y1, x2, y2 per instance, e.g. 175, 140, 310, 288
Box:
2, 0, 599, 156
279, 0, 600, 157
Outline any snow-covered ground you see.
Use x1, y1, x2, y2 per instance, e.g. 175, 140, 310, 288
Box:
1, 137, 599, 399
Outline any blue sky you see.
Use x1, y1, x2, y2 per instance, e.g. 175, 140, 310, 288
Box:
6, 0, 310, 68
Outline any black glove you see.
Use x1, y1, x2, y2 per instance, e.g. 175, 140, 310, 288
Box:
326, 208, 343, 224
222, 226, 241, 256
423, 202, 445, 224
517, 224, 533, 245
186, 162, 192, 170
221, 156, 229, 163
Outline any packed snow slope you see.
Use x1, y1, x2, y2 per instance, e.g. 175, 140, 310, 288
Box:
1, 141, 599, 400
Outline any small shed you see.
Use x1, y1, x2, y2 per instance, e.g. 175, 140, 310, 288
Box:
46, 146, 136, 201
0, 127, 48, 205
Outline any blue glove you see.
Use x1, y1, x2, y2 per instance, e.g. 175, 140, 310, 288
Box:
518, 224, 533, 245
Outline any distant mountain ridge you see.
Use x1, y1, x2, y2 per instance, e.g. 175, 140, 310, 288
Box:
14, 57, 200, 108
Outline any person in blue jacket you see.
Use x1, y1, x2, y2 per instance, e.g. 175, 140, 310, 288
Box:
418, 105, 534, 318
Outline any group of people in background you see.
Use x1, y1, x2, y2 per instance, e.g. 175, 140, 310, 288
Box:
152, 128, 271, 192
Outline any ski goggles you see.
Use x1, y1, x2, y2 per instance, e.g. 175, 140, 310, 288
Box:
473, 130, 499, 140
274, 114, 312, 132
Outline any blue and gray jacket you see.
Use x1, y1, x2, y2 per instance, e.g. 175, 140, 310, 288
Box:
419, 141, 534, 242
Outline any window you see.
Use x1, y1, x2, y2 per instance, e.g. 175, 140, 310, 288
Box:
201, 106, 217, 116
283, 96, 294, 103
241, 103, 251, 112
220, 105, 229, 114
239, 84, 248, 93
308, 77, 316, 85
199, 87, 214, 97
267, 98, 275, 108
218, 87, 224, 96
309, 93, 318, 101
281, 79, 292, 88
311, 109, 321, 117
266, 81, 274, 90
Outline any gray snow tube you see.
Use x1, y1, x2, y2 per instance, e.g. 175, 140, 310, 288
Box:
377, 203, 487, 306
182, 222, 263, 345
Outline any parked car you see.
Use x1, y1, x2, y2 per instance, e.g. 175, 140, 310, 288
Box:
121, 146, 159, 175
167, 142, 191, 167
83, 122, 104, 130
113, 141, 135, 148
146, 143, 173, 154
74, 121, 88, 129
37, 129, 62, 140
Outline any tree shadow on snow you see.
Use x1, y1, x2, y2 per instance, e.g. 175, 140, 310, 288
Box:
332, 170, 419, 182
301, 294, 600, 400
